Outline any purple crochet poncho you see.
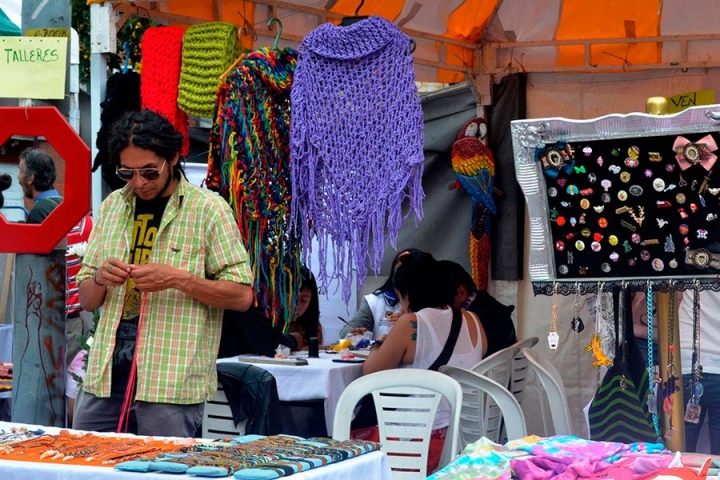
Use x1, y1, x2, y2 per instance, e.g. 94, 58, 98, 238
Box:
290, 16, 425, 301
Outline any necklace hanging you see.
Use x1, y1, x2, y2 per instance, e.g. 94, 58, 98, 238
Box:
684, 281, 703, 424
660, 282, 680, 440
645, 283, 660, 437
571, 284, 585, 333
548, 283, 559, 350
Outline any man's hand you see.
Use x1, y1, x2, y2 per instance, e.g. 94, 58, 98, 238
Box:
97, 258, 132, 287
129, 263, 177, 292
387, 312, 402, 324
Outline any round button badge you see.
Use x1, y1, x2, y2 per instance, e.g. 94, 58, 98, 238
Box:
580, 198, 590, 209
575, 240, 585, 251
555, 241, 565, 251
548, 187, 558, 197
617, 190, 628, 201
558, 265, 569, 274
608, 235, 619, 246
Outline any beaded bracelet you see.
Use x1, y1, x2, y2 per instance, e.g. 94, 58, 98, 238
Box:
93, 270, 106, 287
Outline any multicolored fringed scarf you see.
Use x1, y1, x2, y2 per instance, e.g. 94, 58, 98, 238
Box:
207, 47, 299, 329
290, 16, 425, 302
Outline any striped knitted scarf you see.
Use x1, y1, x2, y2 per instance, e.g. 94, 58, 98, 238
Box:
290, 16, 425, 302
207, 47, 299, 329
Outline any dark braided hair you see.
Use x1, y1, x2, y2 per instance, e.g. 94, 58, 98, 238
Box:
107, 109, 186, 179
20, 148, 57, 191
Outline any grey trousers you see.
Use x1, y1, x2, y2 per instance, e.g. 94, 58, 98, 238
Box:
73, 390, 203, 437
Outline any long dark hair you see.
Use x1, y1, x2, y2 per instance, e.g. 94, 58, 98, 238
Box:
373, 248, 432, 306
107, 109, 186, 179
392, 255, 453, 313
295, 267, 320, 341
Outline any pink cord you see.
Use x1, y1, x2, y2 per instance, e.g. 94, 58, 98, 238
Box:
117, 293, 147, 433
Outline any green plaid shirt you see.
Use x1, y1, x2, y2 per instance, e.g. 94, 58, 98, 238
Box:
77, 177, 253, 404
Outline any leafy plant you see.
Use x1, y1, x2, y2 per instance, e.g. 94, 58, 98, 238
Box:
71, 0, 157, 83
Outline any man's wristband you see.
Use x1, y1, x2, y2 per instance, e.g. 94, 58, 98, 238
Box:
93, 270, 106, 287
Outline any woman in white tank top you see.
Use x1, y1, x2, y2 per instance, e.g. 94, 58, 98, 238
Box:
359, 254, 487, 473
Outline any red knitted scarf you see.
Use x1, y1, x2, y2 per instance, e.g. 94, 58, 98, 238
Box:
141, 26, 189, 156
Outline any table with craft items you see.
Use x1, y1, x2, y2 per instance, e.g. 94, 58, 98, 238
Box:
0, 422, 392, 480
217, 352, 364, 436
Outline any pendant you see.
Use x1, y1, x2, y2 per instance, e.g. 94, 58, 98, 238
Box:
694, 381, 704, 398
571, 316, 585, 333
547, 331, 559, 350
647, 391, 657, 414
684, 397, 702, 423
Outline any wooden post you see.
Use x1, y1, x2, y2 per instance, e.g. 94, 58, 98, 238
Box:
656, 291, 684, 450
11, 251, 66, 427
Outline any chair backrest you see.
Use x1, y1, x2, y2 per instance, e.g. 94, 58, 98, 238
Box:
508, 337, 539, 405
522, 347, 574, 436
468, 345, 519, 443
202, 385, 247, 439
439, 365, 527, 446
333, 369, 462, 479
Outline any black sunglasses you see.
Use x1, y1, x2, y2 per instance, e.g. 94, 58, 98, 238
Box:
116, 160, 166, 181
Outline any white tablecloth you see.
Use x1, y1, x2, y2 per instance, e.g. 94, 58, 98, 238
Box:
0, 422, 392, 480
217, 353, 363, 435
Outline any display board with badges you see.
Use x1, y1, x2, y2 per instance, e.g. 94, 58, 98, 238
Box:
512, 104, 720, 294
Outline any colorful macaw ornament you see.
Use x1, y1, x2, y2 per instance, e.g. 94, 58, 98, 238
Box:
451, 117, 497, 291
536, 141, 576, 179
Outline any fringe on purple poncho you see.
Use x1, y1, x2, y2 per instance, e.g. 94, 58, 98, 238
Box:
290, 16, 425, 301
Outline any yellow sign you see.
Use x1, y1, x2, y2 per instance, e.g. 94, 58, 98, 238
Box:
0, 36, 68, 100
25, 28, 71, 38
666, 89, 715, 113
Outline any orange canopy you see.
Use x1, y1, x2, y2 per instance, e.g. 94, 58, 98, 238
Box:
96, 0, 720, 84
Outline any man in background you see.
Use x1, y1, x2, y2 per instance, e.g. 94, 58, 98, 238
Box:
439, 260, 517, 357
17, 148, 62, 223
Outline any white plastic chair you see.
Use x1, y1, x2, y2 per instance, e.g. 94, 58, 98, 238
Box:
467, 345, 519, 443
522, 347, 574, 436
202, 385, 247, 439
333, 369, 463, 479
439, 365, 527, 445
508, 337, 539, 406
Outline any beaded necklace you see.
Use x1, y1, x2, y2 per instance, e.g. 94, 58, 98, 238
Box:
684, 282, 703, 424
549, 284, 559, 350
645, 284, 660, 437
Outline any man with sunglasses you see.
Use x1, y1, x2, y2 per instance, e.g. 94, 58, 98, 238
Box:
74, 110, 254, 437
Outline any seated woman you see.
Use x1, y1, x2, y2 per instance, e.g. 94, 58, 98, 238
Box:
218, 267, 322, 357
358, 255, 487, 473
287, 269, 323, 348
339, 248, 431, 340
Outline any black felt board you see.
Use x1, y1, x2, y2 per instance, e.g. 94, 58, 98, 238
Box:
541, 132, 720, 280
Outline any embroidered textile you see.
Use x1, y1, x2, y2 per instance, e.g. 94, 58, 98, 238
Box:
290, 16, 424, 301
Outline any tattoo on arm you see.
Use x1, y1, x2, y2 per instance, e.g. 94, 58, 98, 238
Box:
410, 320, 417, 341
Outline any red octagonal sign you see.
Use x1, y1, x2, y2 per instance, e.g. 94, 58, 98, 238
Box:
0, 107, 91, 254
